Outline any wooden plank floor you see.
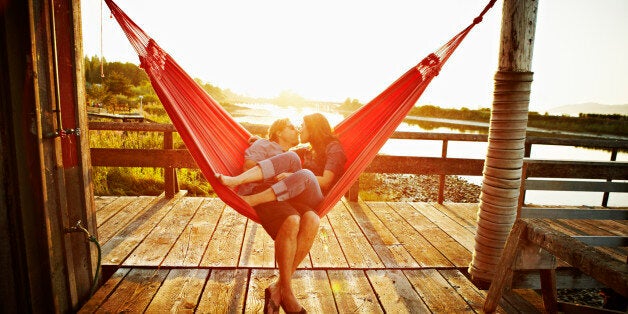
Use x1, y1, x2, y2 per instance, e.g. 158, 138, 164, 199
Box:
93, 192, 482, 270
81, 192, 627, 313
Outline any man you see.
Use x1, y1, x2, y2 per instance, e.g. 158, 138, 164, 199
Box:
243, 118, 316, 313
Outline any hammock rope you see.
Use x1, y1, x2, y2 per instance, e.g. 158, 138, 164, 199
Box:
104, 0, 495, 223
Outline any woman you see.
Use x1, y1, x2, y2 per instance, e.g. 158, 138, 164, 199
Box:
218, 113, 347, 210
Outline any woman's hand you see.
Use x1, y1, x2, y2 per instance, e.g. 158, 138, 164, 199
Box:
275, 172, 292, 181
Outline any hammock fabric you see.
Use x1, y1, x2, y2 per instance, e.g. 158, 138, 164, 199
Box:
104, 0, 495, 223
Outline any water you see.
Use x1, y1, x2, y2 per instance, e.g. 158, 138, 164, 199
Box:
234, 103, 627, 207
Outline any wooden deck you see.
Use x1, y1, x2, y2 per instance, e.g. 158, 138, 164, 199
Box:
79, 192, 627, 313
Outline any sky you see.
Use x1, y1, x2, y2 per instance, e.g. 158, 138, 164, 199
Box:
81, 0, 628, 113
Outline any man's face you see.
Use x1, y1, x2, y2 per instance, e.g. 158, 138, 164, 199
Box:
279, 123, 300, 147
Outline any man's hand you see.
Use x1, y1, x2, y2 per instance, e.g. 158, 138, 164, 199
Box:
248, 135, 261, 144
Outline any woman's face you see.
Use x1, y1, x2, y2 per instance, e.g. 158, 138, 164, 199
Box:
299, 123, 310, 143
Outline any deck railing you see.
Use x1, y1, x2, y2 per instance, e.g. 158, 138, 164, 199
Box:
88, 122, 628, 205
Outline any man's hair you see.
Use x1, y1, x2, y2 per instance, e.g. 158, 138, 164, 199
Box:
267, 118, 292, 142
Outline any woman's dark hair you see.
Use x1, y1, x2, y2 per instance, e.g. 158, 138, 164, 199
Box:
303, 113, 337, 157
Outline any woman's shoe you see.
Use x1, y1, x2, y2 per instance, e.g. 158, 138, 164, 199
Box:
280, 302, 306, 314
264, 288, 279, 314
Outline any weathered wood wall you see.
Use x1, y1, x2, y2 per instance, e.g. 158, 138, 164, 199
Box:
0, 0, 97, 312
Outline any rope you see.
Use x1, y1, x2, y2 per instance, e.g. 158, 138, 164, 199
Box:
88, 235, 102, 297
66, 220, 102, 298
474, 0, 497, 24
100, 0, 104, 79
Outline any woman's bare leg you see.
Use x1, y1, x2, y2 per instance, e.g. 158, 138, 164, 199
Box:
241, 188, 277, 207
216, 165, 262, 188
273, 215, 303, 312
291, 211, 320, 273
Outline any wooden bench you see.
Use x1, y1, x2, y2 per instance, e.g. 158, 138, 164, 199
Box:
484, 158, 628, 313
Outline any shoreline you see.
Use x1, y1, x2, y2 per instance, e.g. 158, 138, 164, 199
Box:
359, 173, 481, 203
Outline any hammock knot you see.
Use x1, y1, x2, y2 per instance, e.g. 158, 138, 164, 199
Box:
138, 39, 167, 79
473, 16, 483, 25
417, 53, 442, 77
420, 53, 440, 67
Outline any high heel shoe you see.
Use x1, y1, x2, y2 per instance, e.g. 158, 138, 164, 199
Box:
264, 288, 280, 314
280, 302, 306, 314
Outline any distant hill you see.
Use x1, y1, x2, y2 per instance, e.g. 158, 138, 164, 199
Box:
546, 103, 628, 116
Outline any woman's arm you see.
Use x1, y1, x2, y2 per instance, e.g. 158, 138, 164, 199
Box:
317, 170, 336, 191
317, 141, 346, 190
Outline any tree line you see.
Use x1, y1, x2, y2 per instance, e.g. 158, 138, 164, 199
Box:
84, 57, 626, 137
409, 105, 627, 137
83, 56, 229, 111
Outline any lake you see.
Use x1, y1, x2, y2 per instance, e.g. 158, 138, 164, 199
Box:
234, 103, 627, 207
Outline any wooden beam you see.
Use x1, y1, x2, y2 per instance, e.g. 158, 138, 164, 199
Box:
511, 269, 605, 290
524, 179, 628, 192
484, 220, 528, 313
525, 159, 628, 180
523, 219, 628, 297
521, 207, 628, 220
90, 148, 198, 168
365, 156, 485, 175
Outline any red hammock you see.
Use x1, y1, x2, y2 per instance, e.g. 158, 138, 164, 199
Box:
104, 0, 495, 223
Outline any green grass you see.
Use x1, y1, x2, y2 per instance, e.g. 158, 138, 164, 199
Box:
90, 103, 215, 196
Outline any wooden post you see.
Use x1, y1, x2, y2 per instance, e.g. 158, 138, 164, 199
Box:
470, 0, 538, 284
602, 148, 618, 207
483, 220, 527, 313
163, 131, 178, 198
517, 163, 528, 215
56, 0, 100, 307
438, 139, 448, 204
539, 269, 558, 314
346, 180, 360, 202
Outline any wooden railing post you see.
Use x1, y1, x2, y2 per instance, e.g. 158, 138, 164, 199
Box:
346, 180, 360, 202
602, 148, 618, 207
163, 131, 178, 198
438, 139, 448, 204
518, 162, 528, 217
